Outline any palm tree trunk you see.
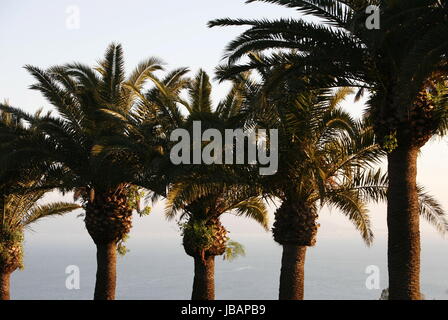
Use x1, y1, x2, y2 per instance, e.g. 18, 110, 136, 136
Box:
387, 145, 421, 300
279, 245, 307, 300
94, 242, 117, 300
192, 256, 215, 300
0, 271, 11, 300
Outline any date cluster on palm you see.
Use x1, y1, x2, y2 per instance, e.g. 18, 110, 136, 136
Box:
273, 201, 318, 247
408, 87, 441, 147
374, 80, 444, 150
84, 189, 133, 244
183, 219, 228, 259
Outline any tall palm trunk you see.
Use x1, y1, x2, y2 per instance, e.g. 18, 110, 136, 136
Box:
0, 272, 11, 300
84, 187, 133, 300
279, 245, 307, 300
192, 256, 215, 300
387, 145, 421, 300
94, 242, 117, 300
273, 200, 317, 300
183, 218, 228, 300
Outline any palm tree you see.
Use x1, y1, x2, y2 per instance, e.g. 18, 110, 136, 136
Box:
209, 0, 448, 299
124, 68, 267, 300
0, 110, 80, 300
0, 44, 164, 300
255, 80, 383, 299
170, 71, 268, 301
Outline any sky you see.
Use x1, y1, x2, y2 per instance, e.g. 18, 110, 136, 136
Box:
1, 0, 448, 247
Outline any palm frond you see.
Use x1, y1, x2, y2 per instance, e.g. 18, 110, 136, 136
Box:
417, 186, 448, 235
325, 190, 374, 245
22, 202, 81, 227
233, 197, 269, 230
189, 70, 213, 113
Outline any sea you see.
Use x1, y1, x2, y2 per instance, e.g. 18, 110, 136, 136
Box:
9, 232, 448, 300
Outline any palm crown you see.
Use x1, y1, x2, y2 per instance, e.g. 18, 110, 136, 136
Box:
161, 69, 270, 243
210, 0, 448, 144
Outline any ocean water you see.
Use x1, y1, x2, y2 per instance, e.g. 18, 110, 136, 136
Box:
9, 233, 448, 300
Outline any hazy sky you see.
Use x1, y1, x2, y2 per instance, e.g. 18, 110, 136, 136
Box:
1, 0, 448, 247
